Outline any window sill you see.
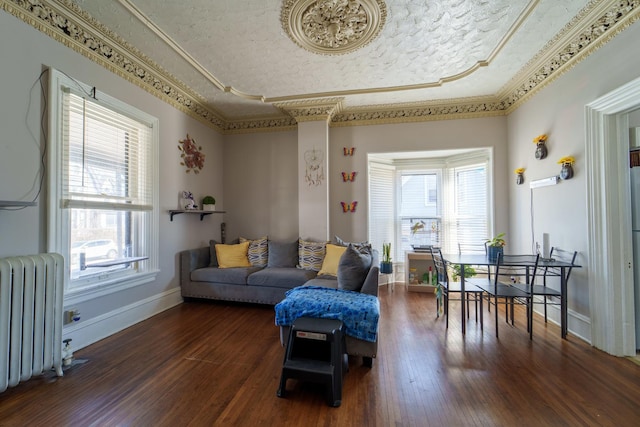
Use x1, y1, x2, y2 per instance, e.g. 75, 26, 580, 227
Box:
64, 269, 159, 305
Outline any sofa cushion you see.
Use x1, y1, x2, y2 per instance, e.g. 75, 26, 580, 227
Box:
298, 239, 327, 271
247, 267, 317, 289
240, 236, 268, 267
191, 266, 262, 285
267, 240, 298, 268
208, 240, 219, 267
337, 244, 373, 292
215, 242, 251, 268
317, 244, 347, 277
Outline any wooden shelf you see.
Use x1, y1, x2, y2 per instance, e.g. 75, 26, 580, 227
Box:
168, 209, 225, 221
0, 200, 37, 207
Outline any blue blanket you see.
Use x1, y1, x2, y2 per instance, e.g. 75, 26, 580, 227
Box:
274, 286, 380, 342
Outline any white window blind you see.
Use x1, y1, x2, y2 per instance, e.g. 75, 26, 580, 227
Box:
62, 90, 153, 211
368, 162, 395, 261
444, 163, 488, 253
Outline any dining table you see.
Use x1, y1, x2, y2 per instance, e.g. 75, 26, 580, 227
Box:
441, 253, 579, 338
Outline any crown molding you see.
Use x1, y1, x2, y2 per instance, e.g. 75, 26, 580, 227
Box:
3, 0, 639, 134
275, 98, 344, 123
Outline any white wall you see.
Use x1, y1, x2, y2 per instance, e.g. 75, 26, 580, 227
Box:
0, 11, 224, 349
223, 130, 299, 242
329, 117, 509, 243
506, 19, 640, 338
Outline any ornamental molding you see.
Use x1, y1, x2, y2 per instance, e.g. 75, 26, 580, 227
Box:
3, 0, 639, 134
275, 98, 345, 123
0, 0, 227, 133
281, 0, 386, 55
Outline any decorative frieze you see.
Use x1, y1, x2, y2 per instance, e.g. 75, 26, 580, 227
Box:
3, 0, 639, 133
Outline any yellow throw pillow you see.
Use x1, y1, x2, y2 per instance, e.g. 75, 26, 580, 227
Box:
215, 241, 251, 268
317, 244, 347, 277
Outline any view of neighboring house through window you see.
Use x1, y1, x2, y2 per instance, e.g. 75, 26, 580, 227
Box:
48, 68, 159, 299
368, 149, 491, 265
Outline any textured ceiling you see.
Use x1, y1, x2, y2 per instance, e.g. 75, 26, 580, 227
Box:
59, 0, 613, 126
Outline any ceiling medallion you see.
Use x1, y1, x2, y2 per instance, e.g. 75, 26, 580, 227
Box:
282, 0, 387, 55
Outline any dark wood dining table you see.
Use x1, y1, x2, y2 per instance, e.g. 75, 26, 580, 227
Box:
441, 253, 579, 338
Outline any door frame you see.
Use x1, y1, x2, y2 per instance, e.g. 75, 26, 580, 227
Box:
585, 75, 640, 356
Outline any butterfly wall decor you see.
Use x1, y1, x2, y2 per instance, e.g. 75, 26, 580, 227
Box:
341, 201, 358, 213
343, 147, 355, 156
341, 171, 357, 182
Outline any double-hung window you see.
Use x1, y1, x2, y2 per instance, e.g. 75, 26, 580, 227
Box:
48, 69, 159, 301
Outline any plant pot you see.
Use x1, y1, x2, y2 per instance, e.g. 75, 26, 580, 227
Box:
488, 246, 503, 263
202, 204, 215, 211
380, 262, 393, 274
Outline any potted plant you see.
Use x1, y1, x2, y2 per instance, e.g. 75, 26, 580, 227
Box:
486, 232, 506, 262
202, 195, 216, 211
380, 242, 393, 274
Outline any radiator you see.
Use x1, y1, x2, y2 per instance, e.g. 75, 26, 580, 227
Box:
0, 253, 64, 392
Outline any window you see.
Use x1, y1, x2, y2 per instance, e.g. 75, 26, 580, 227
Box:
368, 149, 491, 261
48, 69, 159, 300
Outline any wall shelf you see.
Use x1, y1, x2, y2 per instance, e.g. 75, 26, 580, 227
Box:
0, 200, 37, 207
168, 209, 225, 221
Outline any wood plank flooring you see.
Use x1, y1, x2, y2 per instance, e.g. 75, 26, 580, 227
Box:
1, 286, 640, 426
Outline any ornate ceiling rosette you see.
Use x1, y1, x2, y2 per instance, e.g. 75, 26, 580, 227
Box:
282, 0, 387, 55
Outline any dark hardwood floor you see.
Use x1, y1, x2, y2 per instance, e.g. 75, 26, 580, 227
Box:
1, 285, 640, 426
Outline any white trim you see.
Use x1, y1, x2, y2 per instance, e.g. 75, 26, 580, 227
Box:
62, 287, 183, 351
585, 75, 640, 356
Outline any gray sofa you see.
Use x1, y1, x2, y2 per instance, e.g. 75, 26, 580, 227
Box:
179, 239, 380, 365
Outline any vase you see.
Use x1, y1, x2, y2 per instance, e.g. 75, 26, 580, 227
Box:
488, 246, 503, 263
516, 173, 524, 185
560, 163, 574, 180
535, 142, 547, 160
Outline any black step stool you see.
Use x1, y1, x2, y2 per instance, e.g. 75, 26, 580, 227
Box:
276, 317, 346, 407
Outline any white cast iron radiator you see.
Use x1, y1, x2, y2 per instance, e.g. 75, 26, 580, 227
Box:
0, 253, 64, 392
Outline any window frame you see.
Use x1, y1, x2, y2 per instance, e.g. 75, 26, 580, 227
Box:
47, 68, 159, 303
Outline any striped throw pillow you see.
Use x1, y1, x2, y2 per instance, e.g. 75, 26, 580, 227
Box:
239, 236, 268, 267
298, 239, 327, 271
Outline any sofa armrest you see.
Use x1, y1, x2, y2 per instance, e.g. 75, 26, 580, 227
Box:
360, 264, 379, 296
180, 247, 210, 286
360, 249, 379, 296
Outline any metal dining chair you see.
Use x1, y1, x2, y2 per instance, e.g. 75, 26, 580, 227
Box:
477, 253, 539, 338
431, 248, 484, 330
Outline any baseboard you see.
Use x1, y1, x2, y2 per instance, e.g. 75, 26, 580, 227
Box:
533, 303, 591, 344
62, 287, 183, 351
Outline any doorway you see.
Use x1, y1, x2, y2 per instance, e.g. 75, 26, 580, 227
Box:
585, 76, 640, 356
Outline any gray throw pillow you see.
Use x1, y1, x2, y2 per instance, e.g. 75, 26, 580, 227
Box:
337, 244, 372, 292
209, 240, 219, 267
267, 240, 298, 268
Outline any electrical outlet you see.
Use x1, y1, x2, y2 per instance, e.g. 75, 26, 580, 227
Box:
64, 309, 80, 324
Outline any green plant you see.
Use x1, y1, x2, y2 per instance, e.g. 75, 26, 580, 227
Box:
486, 232, 506, 248
202, 195, 216, 205
382, 242, 391, 263
451, 264, 477, 281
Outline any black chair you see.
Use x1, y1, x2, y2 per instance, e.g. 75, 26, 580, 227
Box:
458, 241, 491, 280
477, 253, 539, 338
431, 248, 483, 330
512, 247, 577, 325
